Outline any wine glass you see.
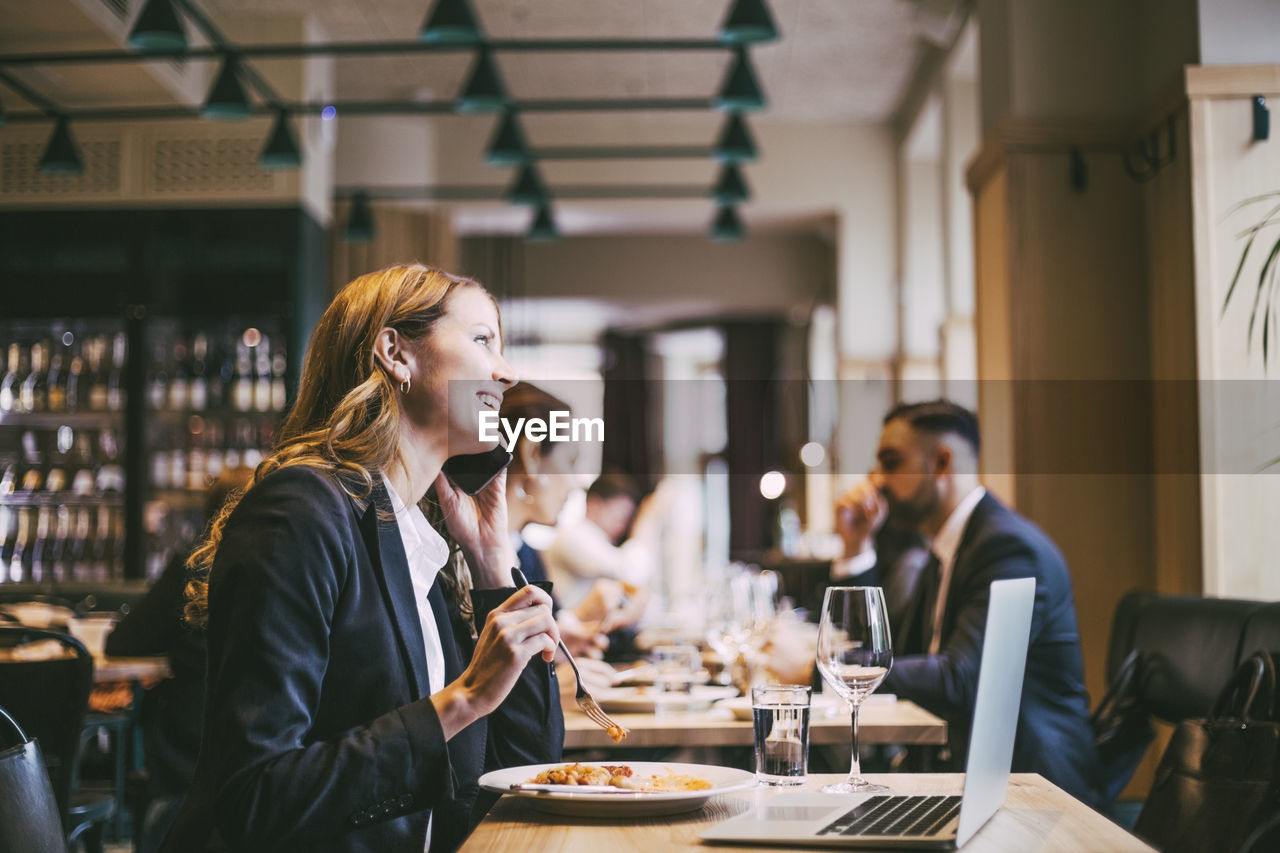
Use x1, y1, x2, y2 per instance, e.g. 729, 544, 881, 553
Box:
816, 586, 893, 794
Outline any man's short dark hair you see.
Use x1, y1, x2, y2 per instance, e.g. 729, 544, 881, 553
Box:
884, 399, 981, 456
586, 472, 643, 505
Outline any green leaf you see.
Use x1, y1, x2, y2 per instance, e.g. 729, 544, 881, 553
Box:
1246, 236, 1280, 352
1223, 209, 1280, 318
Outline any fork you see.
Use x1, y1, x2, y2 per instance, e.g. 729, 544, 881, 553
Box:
510, 567, 630, 741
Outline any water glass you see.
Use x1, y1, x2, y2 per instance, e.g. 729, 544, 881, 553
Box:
751, 684, 811, 785
651, 643, 700, 716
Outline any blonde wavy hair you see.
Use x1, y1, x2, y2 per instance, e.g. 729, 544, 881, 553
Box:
184, 263, 499, 627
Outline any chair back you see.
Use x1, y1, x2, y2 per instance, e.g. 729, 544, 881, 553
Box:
1106, 591, 1269, 723
0, 626, 93, 828
0, 704, 68, 853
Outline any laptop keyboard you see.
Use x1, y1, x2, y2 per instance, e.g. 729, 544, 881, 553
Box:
817, 795, 962, 838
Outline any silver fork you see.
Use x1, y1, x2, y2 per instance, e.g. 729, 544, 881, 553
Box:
511, 567, 630, 741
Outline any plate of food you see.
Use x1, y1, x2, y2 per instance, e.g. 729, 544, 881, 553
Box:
479, 761, 756, 816
593, 684, 738, 713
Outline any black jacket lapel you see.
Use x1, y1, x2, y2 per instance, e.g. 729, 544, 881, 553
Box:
358, 481, 431, 699
940, 492, 995, 639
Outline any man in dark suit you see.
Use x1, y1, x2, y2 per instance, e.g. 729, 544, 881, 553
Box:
833, 400, 1104, 809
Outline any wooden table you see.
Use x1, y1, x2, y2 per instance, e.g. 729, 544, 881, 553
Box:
564, 698, 946, 750
462, 773, 1155, 852
92, 655, 169, 684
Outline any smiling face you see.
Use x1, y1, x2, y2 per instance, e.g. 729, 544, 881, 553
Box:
408, 285, 517, 456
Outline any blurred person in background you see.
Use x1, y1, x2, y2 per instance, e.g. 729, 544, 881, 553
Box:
832, 487, 931, 641
499, 381, 620, 698
832, 399, 1104, 809
103, 466, 252, 853
543, 472, 659, 636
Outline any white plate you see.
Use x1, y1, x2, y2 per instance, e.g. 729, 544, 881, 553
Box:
714, 693, 897, 721
714, 694, 847, 721
594, 684, 738, 713
612, 664, 712, 687
479, 761, 756, 817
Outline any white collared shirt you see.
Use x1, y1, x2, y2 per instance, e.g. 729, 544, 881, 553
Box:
381, 474, 449, 852
927, 485, 986, 655
381, 474, 449, 699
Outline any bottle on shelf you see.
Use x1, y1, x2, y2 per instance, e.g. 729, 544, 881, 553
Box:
254, 334, 273, 413
20, 340, 49, 413
64, 345, 84, 413
149, 338, 169, 411
86, 336, 109, 411
107, 331, 127, 412
46, 345, 66, 413
271, 347, 288, 412
18, 431, 44, 492
7, 506, 32, 583
233, 338, 254, 412
169, 334, 190, 411
50, 505, 71, 583
190, 333, 209, 411
0, 343, 22, 413
43, 427, 71, 494
29, 505, 52, 583
67, 507, 91, 583
96, 427, 125, 493
71, 430, 96, 496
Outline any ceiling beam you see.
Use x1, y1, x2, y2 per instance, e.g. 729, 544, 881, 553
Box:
333, 185, 713, 201
0, 39, 736, 68
0, 98, 717, 123
172, 0, 281, 108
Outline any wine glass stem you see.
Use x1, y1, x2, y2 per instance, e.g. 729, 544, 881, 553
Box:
848, 704, 863, 782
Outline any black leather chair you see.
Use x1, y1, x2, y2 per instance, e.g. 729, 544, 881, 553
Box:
0, 626, 115, 853
1102, 592, 1280, 836
0, 703, 67, 853
1105, 591, 1276, 724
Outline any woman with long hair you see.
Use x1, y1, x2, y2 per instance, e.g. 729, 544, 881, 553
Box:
161, 264, 563, 853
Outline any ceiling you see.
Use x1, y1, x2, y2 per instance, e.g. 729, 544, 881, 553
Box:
0, 0, 926, 120
0, 0, 943, 239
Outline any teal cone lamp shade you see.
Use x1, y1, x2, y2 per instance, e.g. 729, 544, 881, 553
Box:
714, 48, 766, 112
202, 57, 252, 120
507, 165, 548, 206
420, 0, 482, 44
709, 205, 746, 242
128, 0, 187, 51
714, 113, 757, 163
457, 48, 506, 113
712, 165, 750, 204
527, 206, 559, 242
259, 110, 302, 169
486, 112, 529, 166
343, 193, 376, 243
38, 117, 84, 175
719, 0, 779, 44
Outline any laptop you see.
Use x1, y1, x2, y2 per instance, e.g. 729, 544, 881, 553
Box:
701, 576, 1036, 850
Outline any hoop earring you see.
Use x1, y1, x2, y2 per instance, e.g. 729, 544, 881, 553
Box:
399, 374, 411, 394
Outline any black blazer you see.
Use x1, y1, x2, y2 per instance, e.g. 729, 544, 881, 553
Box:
161, 466, 564, 853
881, 493, 1105, 810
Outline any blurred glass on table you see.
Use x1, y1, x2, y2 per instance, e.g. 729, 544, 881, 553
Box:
651, 643, 700, 716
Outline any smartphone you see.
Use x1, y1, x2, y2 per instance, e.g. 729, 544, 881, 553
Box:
441, 447, 513, 496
